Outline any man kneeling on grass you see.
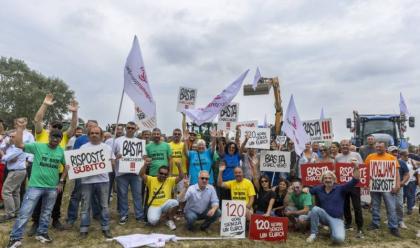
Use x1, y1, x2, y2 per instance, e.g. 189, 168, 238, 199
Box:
306, 162, 360, 244
179, 171, 221, 231
140, 160, 183, 230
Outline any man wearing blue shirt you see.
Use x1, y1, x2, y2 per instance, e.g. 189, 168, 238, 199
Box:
306, 162, 360, 244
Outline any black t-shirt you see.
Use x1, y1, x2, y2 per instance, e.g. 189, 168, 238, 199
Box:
273, 188, 286, 208
256, 189, 276, 212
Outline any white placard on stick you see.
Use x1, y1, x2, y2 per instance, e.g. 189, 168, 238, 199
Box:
260, 151, 291, 173
302, 118, 334, 142
369, 160, 397, 192
218, 103, 239, 131
275, 136, 287, 145
66, 144, 113, 180
118, 137, 147, 174
221, 200, 246, 238
177, 87, 197, 112
240, 127, 270, 150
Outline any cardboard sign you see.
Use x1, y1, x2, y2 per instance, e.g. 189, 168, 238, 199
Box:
360, 187, 371, 204
118, 137, 147, 174
66, 144, 113, 180
249, 215, 288, 242
369, 160, 397, 192
302, 118, 334, 142
177, 87, 197, 112
335, 163, 370, 187
301, 162, 335, 186
218, 103, 239, 131
221, 200, 246, 238
260, 151, 291, 173
240, 127, 270, 150
275, 136, 287, 145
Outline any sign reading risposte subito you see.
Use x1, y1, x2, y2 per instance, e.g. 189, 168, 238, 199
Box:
249, 215, 288, 242
301, 163, 335, 186
221, 200, 246, 238
66, 144, 113, 180
260, 151, 291, 173
335, 163, 370, 187
118, 137, 146, 174
240, 127, 270, 150
369, 160, 397, 192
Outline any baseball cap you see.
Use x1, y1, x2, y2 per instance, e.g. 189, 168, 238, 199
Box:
387, 146, 398, 152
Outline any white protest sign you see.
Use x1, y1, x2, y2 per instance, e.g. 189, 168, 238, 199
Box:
218, 103, 239, 131
221, 200, 246, 238
66, 144, 113, 180
369, 160, 397, 192
134, 105, 156, 130
236, 120, 258, 129
275, 136, 287, 145
260, 151, 291, 173
177, 87, 197, 112
302, 118, 334, 142
360, 187, 371, 204
240, 127, 270, 150
118, 137, 147, 174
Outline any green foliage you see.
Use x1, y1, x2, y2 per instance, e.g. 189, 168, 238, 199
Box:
0, 57, 74, 130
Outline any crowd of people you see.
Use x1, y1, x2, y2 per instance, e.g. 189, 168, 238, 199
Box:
0, 93, 420, 248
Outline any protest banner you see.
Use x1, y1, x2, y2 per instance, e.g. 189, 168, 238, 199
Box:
275, 136, 287, 146
369, 160, 397, 192
260, 151, 291, 173
335, 163, 370, 187
360, 187, 371, 204
218, 103, 239, 131
221, 200, 246, 238
66, 144, 113, 180
118, 137, 147, 174
239, 127, 270, 150
301, 162, 335, 186
249, 215, 288, 242
177, 87, 197, 112
302, 118, 334, 142
236, 120, 258, 129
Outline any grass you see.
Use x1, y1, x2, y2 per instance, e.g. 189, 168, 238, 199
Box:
1, 181, 420, 247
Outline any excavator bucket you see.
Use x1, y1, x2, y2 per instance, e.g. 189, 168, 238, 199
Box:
243, 81, 271, 96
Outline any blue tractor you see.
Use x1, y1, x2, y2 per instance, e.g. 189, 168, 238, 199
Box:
346, 111, 415, 148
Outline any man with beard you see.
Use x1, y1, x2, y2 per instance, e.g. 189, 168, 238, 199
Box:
146, 128, 172, 176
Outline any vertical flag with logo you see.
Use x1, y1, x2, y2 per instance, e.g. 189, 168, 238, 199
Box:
184, 70, 249, 125
281, 95, 310, 155
124, 35, 156, 119
252, 67, 262, 90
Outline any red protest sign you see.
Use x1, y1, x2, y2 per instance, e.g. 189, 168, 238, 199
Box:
335, 163, 370, 187
249, 215, 288, 242
301, 163, 335, 186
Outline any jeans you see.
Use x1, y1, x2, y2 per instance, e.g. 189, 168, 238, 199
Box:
344, 187, 363, 230
396, 188, 404, 224
108, 171, 115, 202
33, 174, 65, 223
67, 179, 101, 224
370, 191, 398, 229
10, 187, 57, 240
309, 206, 345, 244
404, 181, 416, 211
2, 170, 26, 216
80, 182, 110, 232
147, 199, 179, 225
116, 174, 144, 219
185, 207, 221, 230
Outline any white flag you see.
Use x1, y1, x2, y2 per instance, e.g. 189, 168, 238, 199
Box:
124, 35, 156, 118
134, 104, 156, 130
320, 107, 325, 119
184, 70, 249, 125
399, 92, 410, 116
281, 95, 310, 155
252, 67, 261, 90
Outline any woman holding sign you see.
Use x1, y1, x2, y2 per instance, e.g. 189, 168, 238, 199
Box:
297, 143, 318, 179
251, 166, 276, 217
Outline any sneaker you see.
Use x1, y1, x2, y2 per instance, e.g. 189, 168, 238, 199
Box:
345, 224, 353, 231
166, 220, 176, 230
322, 225, 330, 231
0, 214, 16, 223
367, 224, 380, 231
27, 223, 37, 237
6, 239, 22, 248
35, 233, 52, 243
52, 219, 64, 230
390, 228, 401, 238
80, 232, 88, 239
136, 217, 146, 224
399, 222, 408, 229
306, 234, 316, 243
119, 216, 128, 225
102, 230, 113, 239
356, 230, 364, 239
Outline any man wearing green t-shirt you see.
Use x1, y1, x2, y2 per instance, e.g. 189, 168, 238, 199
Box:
285, 180, 312, 231
146, 128, 173, 176
7, 118, 67, 248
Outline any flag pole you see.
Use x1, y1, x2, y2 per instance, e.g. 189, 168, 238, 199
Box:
271, 172, 275, 186
111, 89, 125, 150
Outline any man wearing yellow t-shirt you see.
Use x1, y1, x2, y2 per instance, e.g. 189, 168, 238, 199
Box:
169, 128, 187, 189
28, 93, 78, 234
365, 141, 401, 237
218, 163, 256, 220
140, 159, 184, 230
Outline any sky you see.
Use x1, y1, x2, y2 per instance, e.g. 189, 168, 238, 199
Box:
1, 0, 419, 144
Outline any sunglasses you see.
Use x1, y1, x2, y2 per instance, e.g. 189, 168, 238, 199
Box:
189, 133, 196, 136
200, 177, 209, 181
261, 180, 268, 183
159, 172, 168, 176
51, 135, 62, 139
52, 124, 63, 130
173, 133, 182, 136
126, 127, 136, 130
